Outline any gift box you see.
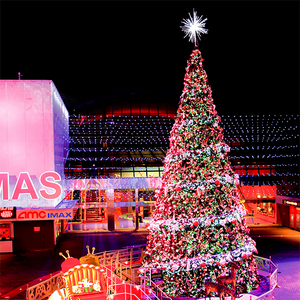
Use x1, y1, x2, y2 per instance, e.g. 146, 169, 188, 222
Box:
79, 279, 94, 293
84, 286, 93, 293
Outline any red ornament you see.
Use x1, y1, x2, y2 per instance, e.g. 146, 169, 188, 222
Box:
193, 221, 199, 227
242, 253, 248, 259
196, 186, 202, 197
232, 219, 237, 224
175, 185, 182, 191
200, 262, 206, 267
155, 189, 162, 195
215, 179, 221, 185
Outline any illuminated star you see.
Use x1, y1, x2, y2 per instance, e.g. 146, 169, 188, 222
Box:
181, 10, 208, 46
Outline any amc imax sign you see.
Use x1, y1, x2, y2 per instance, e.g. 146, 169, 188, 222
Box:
0, 172, 63, 207
17, 209, 73, 220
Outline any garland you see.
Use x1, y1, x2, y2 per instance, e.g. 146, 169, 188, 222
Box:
147, 205, 247, 232
155, 174, 240, 195
164, 142, 230, 165
140, 239, 257, 273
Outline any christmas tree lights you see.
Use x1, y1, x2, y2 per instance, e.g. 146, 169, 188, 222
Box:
140, 14, 260, 297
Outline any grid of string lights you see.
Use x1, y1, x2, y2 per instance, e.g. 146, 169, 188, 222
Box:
221, 115, 299, 197
66, 113, 172, 179
63, 94, 299, 196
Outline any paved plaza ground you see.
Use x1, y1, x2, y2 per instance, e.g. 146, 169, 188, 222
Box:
0, 225, 299, 300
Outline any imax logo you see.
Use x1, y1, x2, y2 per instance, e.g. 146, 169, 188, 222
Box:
48, 212, 72, 219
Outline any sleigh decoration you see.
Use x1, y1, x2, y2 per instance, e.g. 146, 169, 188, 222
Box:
60, 246, 107, 300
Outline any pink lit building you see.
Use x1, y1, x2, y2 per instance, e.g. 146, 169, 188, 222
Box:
0, 80, 72, 252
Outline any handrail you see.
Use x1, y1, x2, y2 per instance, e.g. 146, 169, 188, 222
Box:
237, 185, 245, 199
106, 281, 155, 300
140, 255, 278, 300
253, 255, 279, 300
115, 265, 135, 284
95, 246, 144, 267
22, 250, 278, 300
82, 250, 281, 300
100, 261, 158, 300
140, 276, 172, 300
26, 272, 65, 300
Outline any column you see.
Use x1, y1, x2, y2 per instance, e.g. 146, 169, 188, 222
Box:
107, 188, 115, 231
135, 188, 139, 230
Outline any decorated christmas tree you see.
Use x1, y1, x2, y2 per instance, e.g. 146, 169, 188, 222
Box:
141, 11, 259, 298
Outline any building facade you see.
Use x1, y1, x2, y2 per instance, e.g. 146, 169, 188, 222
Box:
0, 80, 73, 252
63, 91, 300, 231
1, 85, 299, 253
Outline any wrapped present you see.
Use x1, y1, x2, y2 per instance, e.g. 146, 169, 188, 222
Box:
84, 286, 93, 293
79, 279, 94, 293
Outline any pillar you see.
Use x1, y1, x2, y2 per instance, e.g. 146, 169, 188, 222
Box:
135, 188, 139, 230
107, 188, 115, 231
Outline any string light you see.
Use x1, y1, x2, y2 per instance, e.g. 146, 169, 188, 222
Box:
66, 114, 299, 196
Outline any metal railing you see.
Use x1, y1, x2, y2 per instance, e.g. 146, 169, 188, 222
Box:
92, 258, 167, 300
26, 272, 65, 300
23, 249, 279, 300
254, 255, 279, 300
92, 247, 171, 300
140, 276, 172, 300
95, 246, 145, 284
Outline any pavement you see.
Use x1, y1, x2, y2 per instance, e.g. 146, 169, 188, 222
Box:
0, 226, 299, 300
245, 215, 276, 226
249, 226, 300, 300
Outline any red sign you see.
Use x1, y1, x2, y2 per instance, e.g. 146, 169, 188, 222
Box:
34, 227, 40, 232
18, 210, 47, 219
0, 207, 16, 219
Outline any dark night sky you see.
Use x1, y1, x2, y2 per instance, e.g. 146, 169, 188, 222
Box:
1, 1, 299, 116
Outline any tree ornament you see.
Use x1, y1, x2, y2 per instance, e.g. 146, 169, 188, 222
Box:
155, 189, 162, 195
175, 185, 182, 191
181, 9, 208, 47
215, 179, 221, 185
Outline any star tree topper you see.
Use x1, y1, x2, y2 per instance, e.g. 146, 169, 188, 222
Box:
181, 9, 208, 47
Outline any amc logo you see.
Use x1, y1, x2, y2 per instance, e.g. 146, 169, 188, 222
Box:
0, 171, 62, 200
18, 211, 47, 219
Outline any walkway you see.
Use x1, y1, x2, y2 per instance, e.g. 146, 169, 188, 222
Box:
0, 227, 299, 300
